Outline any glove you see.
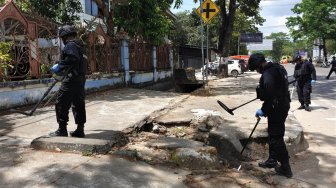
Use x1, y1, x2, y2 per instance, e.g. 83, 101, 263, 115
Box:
311, 80, 316, 84
255, 109, 264, 117
50, 64, 61, 74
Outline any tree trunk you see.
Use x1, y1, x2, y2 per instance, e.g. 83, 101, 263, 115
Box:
322, 37, 328, 63
217, 0, 237, 78
218, 0, 237, 57
95, 0, 115, 36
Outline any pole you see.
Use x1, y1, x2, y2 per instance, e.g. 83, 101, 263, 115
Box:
237, 36, 240, 55
200, 0, 205, 85
241, 117, 261, 155
206, 24, 209, 85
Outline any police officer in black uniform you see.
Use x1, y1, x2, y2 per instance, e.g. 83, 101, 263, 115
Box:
49, 25, 87, 138
293, 55, 316, 112
326, 56, 336, 79
248, 53, 292, 178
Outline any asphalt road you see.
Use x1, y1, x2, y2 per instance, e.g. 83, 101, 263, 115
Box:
284, 63, 336, 188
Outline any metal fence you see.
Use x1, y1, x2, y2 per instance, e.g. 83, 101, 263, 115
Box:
87, 27, 122, 74
129, 37, 152, 71
157, 44, 170, 70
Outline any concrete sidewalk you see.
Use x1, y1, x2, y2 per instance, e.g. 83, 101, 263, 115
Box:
0, 88, 189, 187
0, 72, 306, 187
0, 88, 187, 148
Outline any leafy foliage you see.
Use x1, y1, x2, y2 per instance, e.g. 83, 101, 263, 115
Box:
286, 0, 336, 58
171, 1, 264, 56
114, 0, 174, 45
0, 42, 13, 67
0, 42, 14, 81
265, 32, 291, 62
16, 0, 82, 25
286, 0, 336, 41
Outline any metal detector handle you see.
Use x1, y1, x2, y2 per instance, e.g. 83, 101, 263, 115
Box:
240, 117, 261, 155
288, 79, 296, 85
27, 66, 74, 116
232, 98, 258, 111
26, 80, 58, 116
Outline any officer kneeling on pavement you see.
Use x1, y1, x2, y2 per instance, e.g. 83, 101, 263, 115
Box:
49, 25, 87, 138
293, 55, 316, 112
248, 53, 293, 178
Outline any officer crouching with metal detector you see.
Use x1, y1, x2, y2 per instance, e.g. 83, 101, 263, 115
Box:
248, 53, 293, 178
49, 25, 87, 138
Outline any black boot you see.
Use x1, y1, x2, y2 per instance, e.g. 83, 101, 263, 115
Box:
298, 105, 305, 110
49, 124, 68, 137
258, 158, 278, 168
70, 124, 85, 138
304, 104, 311, 112
275, 162, 293, 178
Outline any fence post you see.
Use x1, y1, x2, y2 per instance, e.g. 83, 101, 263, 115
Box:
152, 46, 157, 82
121, 39, 130, 86
169, 47, 173, 76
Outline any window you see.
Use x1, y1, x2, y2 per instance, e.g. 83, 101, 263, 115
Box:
85, 0, 98, 17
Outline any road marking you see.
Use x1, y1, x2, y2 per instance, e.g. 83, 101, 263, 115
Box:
325, 118, 336, 121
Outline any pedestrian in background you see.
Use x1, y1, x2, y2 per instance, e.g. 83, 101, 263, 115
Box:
49, 25, 87, 138
326, 56, 336, 79
293, 55, 316, 112
248, 53, 293, 178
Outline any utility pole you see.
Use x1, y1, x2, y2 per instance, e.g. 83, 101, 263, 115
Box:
200, 0, 206, 86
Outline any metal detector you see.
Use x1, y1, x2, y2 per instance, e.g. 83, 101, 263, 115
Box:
217, 79, 297, 116
240, 117, 261, 155
9, 66, 73, 116
217, 98, 258, 115
237, 117, 261, 171
9, 80, 58, 116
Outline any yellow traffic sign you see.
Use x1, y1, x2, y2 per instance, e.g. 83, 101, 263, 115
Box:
196, 0, 220, 24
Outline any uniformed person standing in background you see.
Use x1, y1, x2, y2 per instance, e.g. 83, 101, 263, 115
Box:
293, 55, 316, 112
326, 56, 336, 79
248, 53, 293, 178
49, 25, 87, 138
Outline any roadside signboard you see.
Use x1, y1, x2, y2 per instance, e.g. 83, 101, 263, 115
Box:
246, 39, 273, 51
196, 0, 220, 24
240, 33, 263, 43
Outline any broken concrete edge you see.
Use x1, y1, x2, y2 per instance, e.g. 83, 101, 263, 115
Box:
129, 95, 191, 132
31, 136, 120, 155
111, 135, 220, 169
207, 113, 306, 163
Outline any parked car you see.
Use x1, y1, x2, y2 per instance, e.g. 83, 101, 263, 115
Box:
227, 59, 242, 77
202, 59, 242, 77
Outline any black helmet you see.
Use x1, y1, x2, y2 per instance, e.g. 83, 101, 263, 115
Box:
248, 53, 266, 71
293, 55, 302, 62
59, 25, 77, 37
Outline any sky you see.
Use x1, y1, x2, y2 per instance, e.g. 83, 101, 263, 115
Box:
170, 0, 302, 37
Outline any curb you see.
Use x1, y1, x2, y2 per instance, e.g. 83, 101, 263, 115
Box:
31, 136, 127, 154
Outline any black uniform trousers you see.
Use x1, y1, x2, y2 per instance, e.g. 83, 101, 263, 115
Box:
267, 103, 290, 164
296, 80, 312, 105
55, 76, 86, 126
326, 67, 336, 78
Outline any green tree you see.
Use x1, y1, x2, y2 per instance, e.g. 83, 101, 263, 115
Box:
217, 0, 263, 56
113, 0, 182, 45
94, 0, 183, 42
177, 0, 263, 56
265, 32, 290, 62
286, 0, 336, 59
231, 9, 264, 55
16, 0, 82, 25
